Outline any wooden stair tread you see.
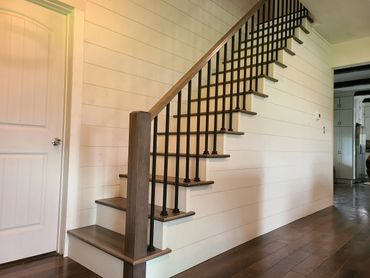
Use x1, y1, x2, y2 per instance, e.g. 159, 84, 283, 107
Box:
299, 25, 310, 34
225, 47, 295, 64
119, 174, 214, 187
153, 152, 230, 158
95, 197, 195, 222
68, 225, 171, 265
201, 75, 278, 89
157, 130, 244, 136
174, 109, 257, 118
190, 90, 268, 103
213, 61, 287, 76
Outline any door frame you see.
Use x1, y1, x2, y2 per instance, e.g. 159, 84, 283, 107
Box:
26, 0, 85, 254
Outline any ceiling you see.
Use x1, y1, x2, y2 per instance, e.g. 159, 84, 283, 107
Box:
302, 0, 370, 43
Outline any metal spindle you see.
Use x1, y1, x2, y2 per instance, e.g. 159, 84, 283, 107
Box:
255, 9, 260, 91
249, 15, 255, 92
229, 36, 235, 131
173, 91, 181, 213
184, 81, 192, 182
271, 0, 276, 61
285, 0, 288, 45
266, 0, 271, 75
243, 21, 248, 110
204, 61, 211, 154
194, 71, 202, 181
289, 0, 292, 36
212, 52, 220, 154
260, 2, 266, 76
148, 116, 158, 251
236, 29, 242, 110
293, 0, 297, 31
221, 44, 227, 131
276, 0, 281, 57
161, 104, 170, 216
280, 0, 286, 48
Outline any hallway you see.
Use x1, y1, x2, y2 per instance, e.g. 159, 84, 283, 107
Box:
175, 183, 370, 278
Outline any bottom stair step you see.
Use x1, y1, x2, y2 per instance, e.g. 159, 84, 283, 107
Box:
68, 225, 171, 265
96, 197, 195, 222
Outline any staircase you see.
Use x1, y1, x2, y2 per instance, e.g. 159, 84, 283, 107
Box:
67, 0, 318, 277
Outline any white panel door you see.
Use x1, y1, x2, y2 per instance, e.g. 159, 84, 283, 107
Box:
0, 0, 66, 263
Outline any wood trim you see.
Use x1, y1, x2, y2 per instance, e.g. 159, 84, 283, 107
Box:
148, 0, 267, 119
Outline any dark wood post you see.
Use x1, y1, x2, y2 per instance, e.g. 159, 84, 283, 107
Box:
124, 111, 151, 278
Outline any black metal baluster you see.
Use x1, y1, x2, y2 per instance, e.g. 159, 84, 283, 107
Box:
229, 36, 235, 131
255, 9, 260, 92
184, 81, 192, 182
276, 0, 281, 57
249, 15, 255, 93
194, 71, 202, 181
161, 104, 170, 216
173, 91, 181, 213
243, 21, 248, 110
289, 0, 292, 37
204, 61, 211, 154
236, 29, 242, 110
221, 44, 227, 131
271, 0, 276, 61
280, 0, 286, 48
284, 0, 288, 46
280, 0, 284, 49
260, 2, 266, 76
213, 52, 220, 154
148, 116, 158, 251
293, 0, 297, 31
266, 0, 271, 75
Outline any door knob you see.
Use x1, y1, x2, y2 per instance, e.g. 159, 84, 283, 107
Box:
52, 138, 62, 146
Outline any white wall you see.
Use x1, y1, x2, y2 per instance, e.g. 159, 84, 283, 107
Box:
331, 36, 370, 68
65, 0, 258, 231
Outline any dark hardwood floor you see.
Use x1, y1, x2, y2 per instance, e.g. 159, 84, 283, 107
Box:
175, 183, 370, 278
2, 183, 370, 278
0, 253, 100, 277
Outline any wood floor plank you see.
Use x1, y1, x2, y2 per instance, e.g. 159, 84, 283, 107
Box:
176, 184, 370, 278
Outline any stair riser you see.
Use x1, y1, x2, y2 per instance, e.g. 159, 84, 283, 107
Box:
171, 113, 239, 134
189, 94, 254, 114
256, 13, 305, 31
243, 25, 301, 47
226, 49, 285, 68
120, 179, 189, 213
199, 78, 266, 99
213, 63, 275, 82
151, 155, 210, 181
68, 237, 124, 278
157, 133, 225, 154
96, 203, 166, 249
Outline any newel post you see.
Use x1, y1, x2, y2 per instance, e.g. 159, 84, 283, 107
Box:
124, 111, 151, 278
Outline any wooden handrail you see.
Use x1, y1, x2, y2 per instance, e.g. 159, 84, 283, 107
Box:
148, 0, 266, 120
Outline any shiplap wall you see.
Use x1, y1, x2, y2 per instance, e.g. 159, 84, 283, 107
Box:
66, 0, 257, 230
146, 25, 334, 277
